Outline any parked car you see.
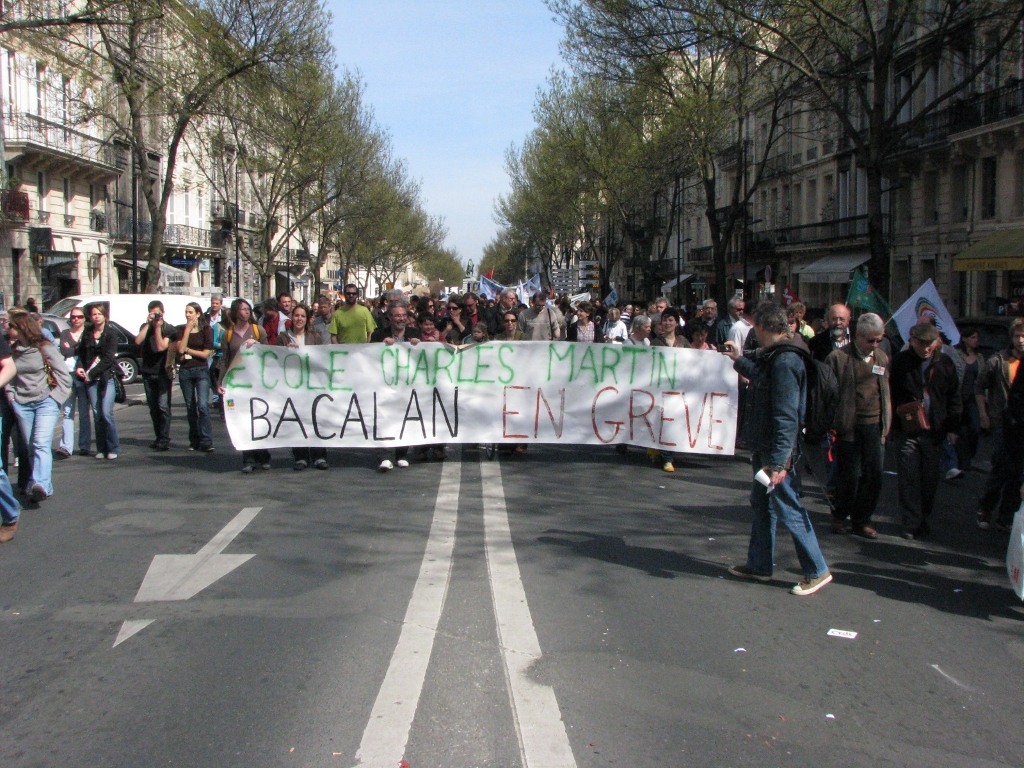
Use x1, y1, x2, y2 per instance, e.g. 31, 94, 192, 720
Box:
46, 293, 211, 332
39, 314, 143, 384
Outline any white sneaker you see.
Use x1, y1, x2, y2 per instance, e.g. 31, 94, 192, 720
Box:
95, 453, 106, 460
378, 459, 394, 472
396, 459, 410, 468
945, 468, 964, 480
106, 453, 118, 460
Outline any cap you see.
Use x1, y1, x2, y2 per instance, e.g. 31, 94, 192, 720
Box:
909, 322, 940, 342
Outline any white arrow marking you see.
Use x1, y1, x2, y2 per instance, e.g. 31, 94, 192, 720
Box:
113, 619, 154, 647
134, 506, 262, 602
114, 508, 263, 648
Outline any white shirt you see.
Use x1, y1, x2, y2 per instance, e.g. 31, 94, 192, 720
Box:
729, 317, 753, 349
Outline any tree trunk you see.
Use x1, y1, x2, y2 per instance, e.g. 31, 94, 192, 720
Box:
864, 163, 890, 304
143, 214, 165, 293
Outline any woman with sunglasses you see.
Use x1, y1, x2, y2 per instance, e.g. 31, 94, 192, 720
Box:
443, 298, 466, 344
7, 309, 72, 501
177, 302, 215, 453
56, 308, 90, 457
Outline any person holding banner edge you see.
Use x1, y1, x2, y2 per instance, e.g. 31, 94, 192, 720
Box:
218, 298, 269, 473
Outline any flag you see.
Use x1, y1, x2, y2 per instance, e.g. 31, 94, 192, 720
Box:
845, 267, 891, 318
484, 268, 494, 280
478, 275, 501, 301
781, 284, 799, 306
604, 289, 618, 307
891, 278, 960, 345
517, 274, 542, 305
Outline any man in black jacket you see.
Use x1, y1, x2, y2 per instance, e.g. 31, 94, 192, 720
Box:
808, 303, 852, 361
890, 322, 962, 540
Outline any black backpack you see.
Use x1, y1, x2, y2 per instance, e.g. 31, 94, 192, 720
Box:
768, 345, 839, 443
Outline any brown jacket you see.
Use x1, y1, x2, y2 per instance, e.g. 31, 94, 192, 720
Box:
826, 343, 891, 441
978, 349, 1017, 428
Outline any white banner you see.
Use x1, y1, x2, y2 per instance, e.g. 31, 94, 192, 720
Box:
222, 342, 738, 454
891, 278, 960, 345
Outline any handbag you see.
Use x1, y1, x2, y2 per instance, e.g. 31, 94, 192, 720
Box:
895, 400, 930, 434
113, 370, 127, 404
41, 354, 58, 390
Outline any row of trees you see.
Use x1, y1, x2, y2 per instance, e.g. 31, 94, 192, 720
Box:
487, 0, 1024, 305
11, 0, 464, 295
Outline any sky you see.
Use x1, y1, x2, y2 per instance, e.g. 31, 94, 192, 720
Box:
327, 0, 565, 269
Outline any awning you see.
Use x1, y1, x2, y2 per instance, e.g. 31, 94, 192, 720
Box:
794, 253, 869, 284
953, 229, 1024, 271
115, 259, 192, 284
661, 273, 694, 292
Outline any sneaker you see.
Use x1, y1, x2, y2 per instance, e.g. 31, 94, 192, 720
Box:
0, 521, 17, 543
260, 462, 272, 471
397, 459, 410, 468
945, 468, 965, 480
977, 511, 991, 530
28, 484, 47, 502
379, 459, 394, 472
53, 448, 72, 459
106, 453, 118, 460
155, 443, 169, 451
791, 571, 833, 596
202, 445, 215, 453
188, 446, 197, 452
313, 458, 329, 470
662, 461, 675, 473
293, 460, 308, 471
95, 453, 106, 460
728, 564, 771, 582
241, 463, 254, 474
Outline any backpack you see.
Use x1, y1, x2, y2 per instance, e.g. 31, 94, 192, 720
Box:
224, 323, 261, 345
769, 345, 839, 443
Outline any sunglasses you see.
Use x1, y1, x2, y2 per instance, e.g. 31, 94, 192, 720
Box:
70, 315, 85, 320
344, 292, 358, 296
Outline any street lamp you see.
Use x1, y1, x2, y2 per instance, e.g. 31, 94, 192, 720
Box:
676, 237, 691, 307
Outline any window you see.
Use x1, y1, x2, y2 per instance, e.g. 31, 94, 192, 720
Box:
37, 171, 45, 211
1014, 150, 1024, 217
981, 157, 997, 220
923, 171, 938, 223
5, 50, 15, 117
806, 179, 817, 222
34, 62, 45, 117
63, 177, 70, 216
951, 165, 968, 222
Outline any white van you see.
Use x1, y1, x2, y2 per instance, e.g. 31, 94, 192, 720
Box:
47, 294, 212, 331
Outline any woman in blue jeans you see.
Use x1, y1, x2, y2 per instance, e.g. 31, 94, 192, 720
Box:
76, 303, 120, 459
176, 302, 214, 452
6, 309, 72, 501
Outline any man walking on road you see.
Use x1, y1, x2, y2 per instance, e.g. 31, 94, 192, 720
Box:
722, 302, 832, 596
826, 312, 891, 538
976, 318, 1024, 531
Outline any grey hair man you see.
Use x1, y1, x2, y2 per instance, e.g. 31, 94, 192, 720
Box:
825, 312, 891, 538
487, 288, 520, 336
809, 303, 852, 361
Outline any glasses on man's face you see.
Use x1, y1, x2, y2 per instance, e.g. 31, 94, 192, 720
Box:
448, 306, 460, 311
504, 318, 516, 324
345, 292, 358, 297
70, 315, 85, 321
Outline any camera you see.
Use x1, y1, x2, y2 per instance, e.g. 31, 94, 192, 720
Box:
152, 311, 162, 321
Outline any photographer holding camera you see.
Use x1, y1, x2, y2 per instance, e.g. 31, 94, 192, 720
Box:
135, 300, 178, 451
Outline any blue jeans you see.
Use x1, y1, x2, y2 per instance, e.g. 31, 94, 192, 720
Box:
61, 378, 91, 454
0, 412, 20, 525
745, 452, 829, 580
178, 366, 212, 449
11, 397, 61, 496
87, 378, 119, 455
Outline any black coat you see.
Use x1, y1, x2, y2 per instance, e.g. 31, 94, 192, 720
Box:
890, 348, 962, 435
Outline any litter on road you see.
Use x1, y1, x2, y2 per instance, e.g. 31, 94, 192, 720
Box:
827, 629, 858, 639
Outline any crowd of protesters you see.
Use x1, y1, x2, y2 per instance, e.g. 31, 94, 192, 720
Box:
0, 284, 1018, 594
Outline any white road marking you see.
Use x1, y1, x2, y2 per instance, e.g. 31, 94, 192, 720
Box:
481, 460, 578, 768
930, 664, 975, 691
112, 619, 154, 647
114, 507, 263, 648
353, 459, 461, 768
134, 506, 262, 602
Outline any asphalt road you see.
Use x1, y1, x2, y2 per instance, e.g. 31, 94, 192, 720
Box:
1, 387, 1022, 768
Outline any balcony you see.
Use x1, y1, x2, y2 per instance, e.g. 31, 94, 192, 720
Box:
113, 218, 215, 250
902, 80, 1024, 150
4, 111, 120, 180
0, 190, 30, 226
761, 152, 791, 179
754, 214, 877, 248
689, 245, 714, 265
90, 211, 106, 232
211, 200, 244, 225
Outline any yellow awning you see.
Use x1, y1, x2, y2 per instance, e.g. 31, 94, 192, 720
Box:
953, 229, 1024, 271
